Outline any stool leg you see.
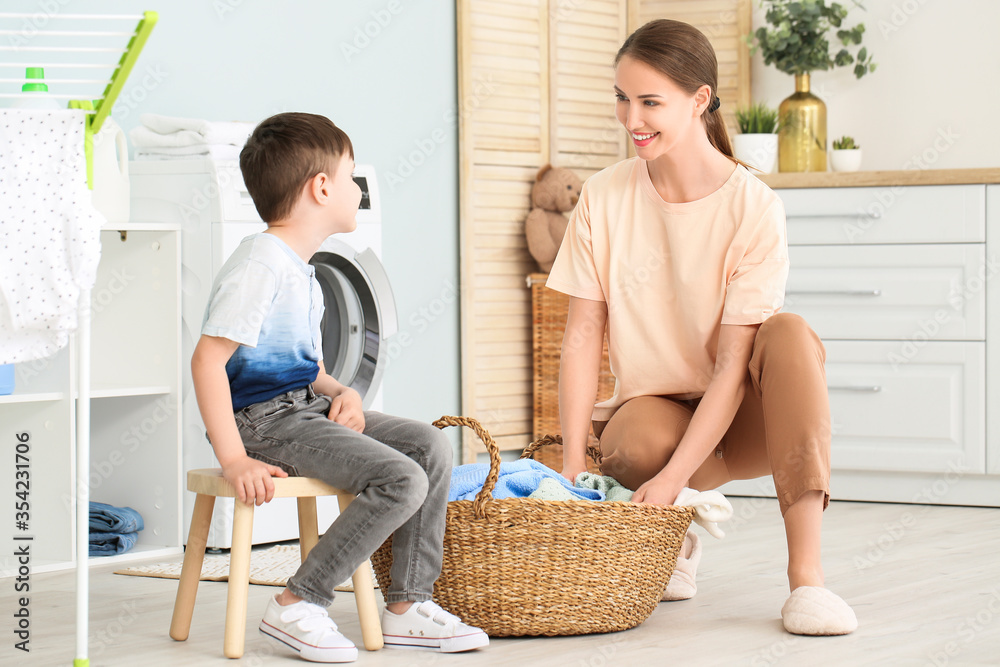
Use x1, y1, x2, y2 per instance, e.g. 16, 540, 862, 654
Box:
224, 499, 255, 659
170, 493, 216, 641
296, 497, 319, 563
339, 494, 384, 651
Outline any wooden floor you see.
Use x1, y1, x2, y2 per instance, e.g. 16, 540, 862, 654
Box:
7, 497, 1000, 666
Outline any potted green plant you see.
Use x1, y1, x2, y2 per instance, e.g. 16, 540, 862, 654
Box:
746, 0, 877, 172
830, 135, 862, 171
734, 102, 780, 173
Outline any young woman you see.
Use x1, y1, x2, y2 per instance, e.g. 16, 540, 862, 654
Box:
546, 19, 857, 636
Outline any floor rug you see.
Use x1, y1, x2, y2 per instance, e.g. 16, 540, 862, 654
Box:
114, 544, 376, 592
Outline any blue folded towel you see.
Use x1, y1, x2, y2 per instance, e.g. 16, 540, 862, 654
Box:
89, 501, 144, 534
89, 531, 138, 556
89, 501, 143, 556
448, 459, 604, 502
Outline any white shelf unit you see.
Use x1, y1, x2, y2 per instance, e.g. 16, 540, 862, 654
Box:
0, 223, 183, 577
721, 181, 1000, 507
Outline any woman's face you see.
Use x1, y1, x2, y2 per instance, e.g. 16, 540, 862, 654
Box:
614, 55, 709, 160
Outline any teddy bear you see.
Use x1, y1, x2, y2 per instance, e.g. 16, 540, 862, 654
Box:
524, 164, 583, 273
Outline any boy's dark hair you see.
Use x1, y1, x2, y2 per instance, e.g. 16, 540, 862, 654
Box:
239, 112, 354, 223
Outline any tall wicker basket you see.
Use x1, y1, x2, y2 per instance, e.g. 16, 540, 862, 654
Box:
371, 416, 694, 637
530, 273, 615, 472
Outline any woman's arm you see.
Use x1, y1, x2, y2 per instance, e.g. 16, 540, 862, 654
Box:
632, 322, 760, 505
559, 296, 608, 482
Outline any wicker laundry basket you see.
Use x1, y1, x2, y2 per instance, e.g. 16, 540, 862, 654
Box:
371, 416, 694, 637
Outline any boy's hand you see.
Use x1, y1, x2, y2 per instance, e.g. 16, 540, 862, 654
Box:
327, 387, 365, 433
222, 456, 289, 506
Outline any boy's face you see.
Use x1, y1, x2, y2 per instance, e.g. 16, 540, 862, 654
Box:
326, 153, 362, 234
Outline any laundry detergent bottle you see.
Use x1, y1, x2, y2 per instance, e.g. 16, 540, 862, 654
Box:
11, 67, 62, 110
91, 117, 131, 223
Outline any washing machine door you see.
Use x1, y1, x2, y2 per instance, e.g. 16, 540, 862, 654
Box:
310, 238, 397, 408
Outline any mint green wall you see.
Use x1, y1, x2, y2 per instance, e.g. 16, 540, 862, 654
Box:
4, 2, 461, 444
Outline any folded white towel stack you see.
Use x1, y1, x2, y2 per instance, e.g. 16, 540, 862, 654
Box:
129, 113, 255, 161
134, 145, 242, 161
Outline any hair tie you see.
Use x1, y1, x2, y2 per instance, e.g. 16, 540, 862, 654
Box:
709, 96, 721, 113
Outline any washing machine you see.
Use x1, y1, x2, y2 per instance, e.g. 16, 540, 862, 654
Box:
130, 159, 396, 548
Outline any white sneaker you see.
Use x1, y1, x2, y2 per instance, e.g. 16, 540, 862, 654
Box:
259, 595, 358, 663
381, 600, 489, 652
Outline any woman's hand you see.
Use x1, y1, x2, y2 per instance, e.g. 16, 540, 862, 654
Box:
560, 462, 588, 485
632, 473, 684, 506
327, 386, 365, 433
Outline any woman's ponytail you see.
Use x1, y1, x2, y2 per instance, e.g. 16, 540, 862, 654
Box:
704, 100, 736, 161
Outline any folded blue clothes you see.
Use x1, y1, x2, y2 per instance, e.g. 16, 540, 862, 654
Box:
448, 459, 604, 502
89, 531, 138, 556
89, 501, 144, 534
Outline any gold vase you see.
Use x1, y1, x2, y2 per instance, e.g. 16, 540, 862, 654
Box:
778, 73, 827, 172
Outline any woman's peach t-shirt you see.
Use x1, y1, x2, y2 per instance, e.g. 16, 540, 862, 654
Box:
546, 158, 788, 422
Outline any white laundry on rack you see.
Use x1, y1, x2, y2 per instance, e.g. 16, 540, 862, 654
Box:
0, 109, 105, 364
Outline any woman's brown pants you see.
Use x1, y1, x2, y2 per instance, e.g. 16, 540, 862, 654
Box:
594, 313, 831, 515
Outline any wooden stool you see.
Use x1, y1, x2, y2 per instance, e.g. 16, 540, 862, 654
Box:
169, 468, 384, 658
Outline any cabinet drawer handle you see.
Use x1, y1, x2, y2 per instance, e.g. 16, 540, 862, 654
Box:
828, 385, 882, 393
790, 211, 882, 220
786, 289, 882, 297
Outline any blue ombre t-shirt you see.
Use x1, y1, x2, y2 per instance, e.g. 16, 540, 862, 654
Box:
202, 233, 323, 412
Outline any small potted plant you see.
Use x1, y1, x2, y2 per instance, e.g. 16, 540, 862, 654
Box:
830, 135, 862, 172
734, 102, 779, 173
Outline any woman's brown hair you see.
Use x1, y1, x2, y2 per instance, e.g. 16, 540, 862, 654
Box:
615, 19, 743, 166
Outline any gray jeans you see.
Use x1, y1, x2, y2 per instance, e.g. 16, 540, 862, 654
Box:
234, 385, 451, 606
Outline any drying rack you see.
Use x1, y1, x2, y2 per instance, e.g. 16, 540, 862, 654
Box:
0, 11, 157, 667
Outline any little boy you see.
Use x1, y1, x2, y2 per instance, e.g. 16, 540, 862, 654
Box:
191, 112, 488, 663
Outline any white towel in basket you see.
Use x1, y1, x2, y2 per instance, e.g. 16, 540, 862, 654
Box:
675, 487, 734, 539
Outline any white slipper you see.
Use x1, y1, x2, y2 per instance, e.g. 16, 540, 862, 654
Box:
662, 531, 701, 601
781, 586, 858, 635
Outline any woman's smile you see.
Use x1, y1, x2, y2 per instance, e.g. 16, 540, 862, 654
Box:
631, 131, 659, 147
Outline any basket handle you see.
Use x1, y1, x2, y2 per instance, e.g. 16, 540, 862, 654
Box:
433, 416, 500, 519
432, 416, 607, 519
519, 433, 603, 467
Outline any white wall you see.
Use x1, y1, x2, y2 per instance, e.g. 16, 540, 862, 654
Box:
3, 2, 462, 442
749, 0, 1000, 170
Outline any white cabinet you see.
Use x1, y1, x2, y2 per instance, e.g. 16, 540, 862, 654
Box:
987, 185, 1000, 477
778, 183, 984, 244
786, 244, 986, 340
0, 224, 183, 575
721, 176, 1000, 507
823, 340, 984, 475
